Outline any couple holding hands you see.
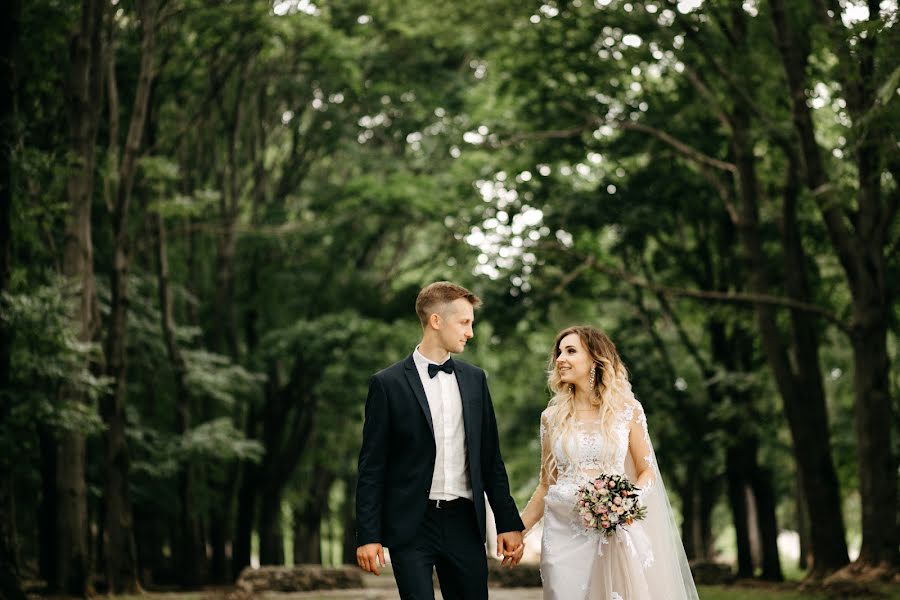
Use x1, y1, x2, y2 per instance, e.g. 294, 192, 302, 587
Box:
356, 282, 698, 600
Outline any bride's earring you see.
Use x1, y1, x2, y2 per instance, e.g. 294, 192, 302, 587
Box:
589, 365, 596, 390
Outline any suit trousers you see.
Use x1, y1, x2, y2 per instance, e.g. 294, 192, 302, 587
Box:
389, 499, 488, 600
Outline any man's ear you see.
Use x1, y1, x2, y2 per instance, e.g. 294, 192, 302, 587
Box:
429, 312, 441, 330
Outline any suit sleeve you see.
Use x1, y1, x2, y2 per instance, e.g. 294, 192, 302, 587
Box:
356, 375, 389, 546
480, 372, 525, 534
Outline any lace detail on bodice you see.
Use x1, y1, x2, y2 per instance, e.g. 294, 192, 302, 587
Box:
551, 403, 635, 485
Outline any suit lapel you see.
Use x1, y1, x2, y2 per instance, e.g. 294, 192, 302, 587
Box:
403, 355, 434, 436
454, 362, 477, 456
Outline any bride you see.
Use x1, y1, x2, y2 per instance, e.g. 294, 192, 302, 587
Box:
518, 326, 699, 600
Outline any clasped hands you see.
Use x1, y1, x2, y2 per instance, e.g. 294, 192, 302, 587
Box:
497, 530, 525, 567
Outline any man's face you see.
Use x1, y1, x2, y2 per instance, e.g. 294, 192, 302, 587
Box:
436, 298, 475, 354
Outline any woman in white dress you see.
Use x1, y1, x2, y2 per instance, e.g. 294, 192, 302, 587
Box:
519, 326, 699, 600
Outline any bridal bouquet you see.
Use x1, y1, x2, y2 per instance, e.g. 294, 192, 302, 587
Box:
577, 473, 647, 536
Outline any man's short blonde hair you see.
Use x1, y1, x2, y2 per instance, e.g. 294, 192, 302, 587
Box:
415, 281, 482, 328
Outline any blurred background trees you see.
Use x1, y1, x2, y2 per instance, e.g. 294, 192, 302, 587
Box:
1, 0, 896, 594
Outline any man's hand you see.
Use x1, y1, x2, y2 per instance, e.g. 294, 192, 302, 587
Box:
503, 539, 525, 567
356, 543, 385, 575
496, 531, 524, 567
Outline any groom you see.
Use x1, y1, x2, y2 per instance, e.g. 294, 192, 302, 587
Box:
355, 281, 525, 599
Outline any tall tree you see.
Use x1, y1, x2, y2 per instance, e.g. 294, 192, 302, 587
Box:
154, 210, 205, 584
57, 0, 105, 592
769, 0, 898, 575
0, 0, 27, 597
100, 0, 158, 591
475, 0, 850, 574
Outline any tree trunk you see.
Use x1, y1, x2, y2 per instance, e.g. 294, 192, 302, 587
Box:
205, 89, 246, 582
212, 84, 244, 362
292, 502, 321, 565
154, 211, 205, 586
55, 425, 91, 595
751, 465, 783, 581
209, 517, 229, 583
100, 1, 156, 592
770, 0, 897, 572
0, 481, 24, 600
796, 480, 811, 571
232, 462, 258, 577
726, 447, 753, 578
39, 427, 58, 584
849, 314, 895, 567
700, 478, 716, 560
341, 475, 357, 565
678, 462, 710, 563
0, 3, 25, 591
258, 488, 285, 566
730, 105, 848, 573
292, 467, 333, 564
133, 505, 167, 586
233, 371, 265, 579
56, 0, 106, 591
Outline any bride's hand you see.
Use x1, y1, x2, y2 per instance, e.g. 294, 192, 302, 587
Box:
497, 530, 524, 567
504, 535, 526, 567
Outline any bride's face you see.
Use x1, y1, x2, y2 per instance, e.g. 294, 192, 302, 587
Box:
555, 333, 594, 386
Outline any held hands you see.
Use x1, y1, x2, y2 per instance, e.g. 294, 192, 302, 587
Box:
496, 530, 525, 567
356, 543, 386, 576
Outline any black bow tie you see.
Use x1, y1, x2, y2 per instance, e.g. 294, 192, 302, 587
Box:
428, 359, 455, 378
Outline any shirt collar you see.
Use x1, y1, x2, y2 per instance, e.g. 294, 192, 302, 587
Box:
414, 345, 450, 367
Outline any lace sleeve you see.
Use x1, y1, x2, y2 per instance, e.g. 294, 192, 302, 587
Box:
628, 401, 656, 498
539, 413, 557, 486
520, 411, 555, 533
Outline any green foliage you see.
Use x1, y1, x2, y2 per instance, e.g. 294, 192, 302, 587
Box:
1, 280, 108, 440
182, 417, 264, 462
182, 349, 264, 407
8, 0, 896, 581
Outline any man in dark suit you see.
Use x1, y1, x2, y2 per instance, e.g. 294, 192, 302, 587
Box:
355, 281, 525, 599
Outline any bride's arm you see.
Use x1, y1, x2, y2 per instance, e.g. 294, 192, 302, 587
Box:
628, 401, 656, 497
519, 412, 556, 534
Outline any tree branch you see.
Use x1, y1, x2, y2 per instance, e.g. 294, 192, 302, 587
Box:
656, 0, 790, 145
630, 281, 680, 386
619, 121, 737, 173
494, 120, 598, 147
681, 64, 732, 131
639, 255, 713, 376
555, 250, 848, 332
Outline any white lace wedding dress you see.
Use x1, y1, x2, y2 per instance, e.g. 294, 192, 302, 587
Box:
539, 393, 699, 600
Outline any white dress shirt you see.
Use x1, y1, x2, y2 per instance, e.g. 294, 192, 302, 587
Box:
413, 346, 473, 501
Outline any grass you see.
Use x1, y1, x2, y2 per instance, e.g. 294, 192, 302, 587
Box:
698, 586, 828, 599
699, 583, 900, 600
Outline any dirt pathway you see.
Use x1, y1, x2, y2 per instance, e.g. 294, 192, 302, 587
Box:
255, 566, 543, 600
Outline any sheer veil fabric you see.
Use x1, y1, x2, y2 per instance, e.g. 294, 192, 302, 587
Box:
536, 381, 699, 600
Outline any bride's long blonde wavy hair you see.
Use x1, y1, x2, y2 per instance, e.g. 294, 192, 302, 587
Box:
542, 326, 630, 479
